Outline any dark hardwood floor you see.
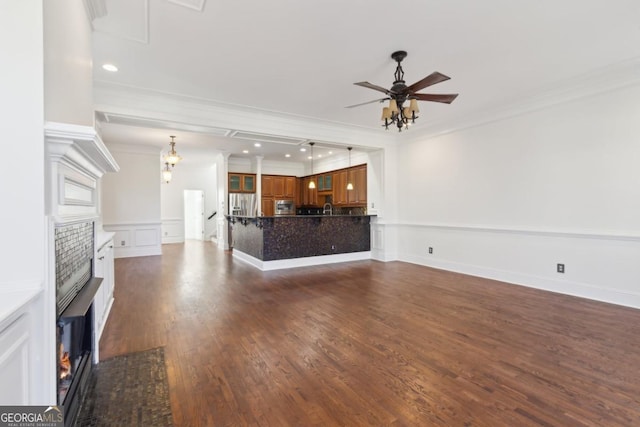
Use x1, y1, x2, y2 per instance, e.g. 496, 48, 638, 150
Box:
100, 241, 640, 426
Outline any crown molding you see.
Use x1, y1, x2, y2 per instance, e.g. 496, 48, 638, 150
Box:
93, 80, 392, 149
105, 142, 162, 156
404, 56, 640, 143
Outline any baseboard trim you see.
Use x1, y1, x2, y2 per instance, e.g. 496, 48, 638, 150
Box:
113, 246, 161, 259
402, 254, 640, 310
232, 250, 372, 271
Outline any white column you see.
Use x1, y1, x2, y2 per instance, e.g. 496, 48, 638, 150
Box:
217, 153, 231, 249
255, 156, 263, 216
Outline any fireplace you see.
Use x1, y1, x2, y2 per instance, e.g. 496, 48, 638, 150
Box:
57, 307, 93, 424
54, 221, 102, 427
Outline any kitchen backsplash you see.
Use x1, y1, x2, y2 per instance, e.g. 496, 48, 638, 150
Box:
333, 206, 367, 216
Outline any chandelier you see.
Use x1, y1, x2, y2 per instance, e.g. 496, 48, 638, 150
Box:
162, 162, 172, 183
164, 135, 182, 166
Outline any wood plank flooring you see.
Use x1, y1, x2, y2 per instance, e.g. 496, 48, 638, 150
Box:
99, 241, 640, 426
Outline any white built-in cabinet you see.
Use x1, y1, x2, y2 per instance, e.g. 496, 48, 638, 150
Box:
93, 234, 115, 359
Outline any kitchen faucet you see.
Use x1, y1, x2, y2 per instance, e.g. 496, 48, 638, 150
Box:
323, 202, 333, 216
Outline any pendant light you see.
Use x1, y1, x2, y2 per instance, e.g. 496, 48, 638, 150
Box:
346, 147, 354, 191
308, 142, 316, 189
162, 162, 172, 183
164, 135, 182, 166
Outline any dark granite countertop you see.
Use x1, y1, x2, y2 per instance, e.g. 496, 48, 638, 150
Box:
226, 214, 376, 219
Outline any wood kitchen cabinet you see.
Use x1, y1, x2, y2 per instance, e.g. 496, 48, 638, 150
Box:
300, 176, 318, 206
262, 175, 274, 197
229, 173, 256, 193
273, 176, 285, 198
284, 176, 296, 198
332, 170, 348, 205
262, 175, 296, 199
262, 175, 297, 215
333, 165, 367, 206
261, 198, 274, 216
347, 165, 367, 205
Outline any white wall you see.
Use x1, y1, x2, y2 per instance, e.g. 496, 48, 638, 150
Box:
0, 1, 45, 288
161, 163, 218, 242
390, 84, 640, 308
43, 0, 94, 126
102, 145, 161, 223
102, 144, 162, 257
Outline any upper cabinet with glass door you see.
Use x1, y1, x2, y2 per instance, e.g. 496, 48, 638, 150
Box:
229, 173, 257, 193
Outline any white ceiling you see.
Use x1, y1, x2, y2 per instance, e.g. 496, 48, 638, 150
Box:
91, 0, 640, 163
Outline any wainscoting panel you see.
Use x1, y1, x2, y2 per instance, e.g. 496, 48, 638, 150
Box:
104, 223, 162, 258
0, 314, 30, 404
370, 220, 398, 262
161, 218, 184, 244
394, 222, 640, 309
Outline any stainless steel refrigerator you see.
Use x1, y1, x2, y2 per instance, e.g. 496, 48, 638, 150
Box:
229, 193, 257, 217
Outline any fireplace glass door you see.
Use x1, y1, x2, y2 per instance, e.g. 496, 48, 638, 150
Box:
57, 311, 92, 405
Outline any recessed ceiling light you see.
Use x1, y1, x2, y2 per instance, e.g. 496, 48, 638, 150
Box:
242, 150, 249, 154
318, 154, 322, 158
328, 151, 333, 155
102, 63, 118, 72
254, 143, 261, 147
307, 155, 312, 160
300, 148, 306, 152
285, 154, 291, 158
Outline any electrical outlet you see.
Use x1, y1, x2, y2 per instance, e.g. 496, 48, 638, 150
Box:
331, 245, 336, 251
557, 263, 565, 273
121, 240, 125, 246
428, 247, 433, 254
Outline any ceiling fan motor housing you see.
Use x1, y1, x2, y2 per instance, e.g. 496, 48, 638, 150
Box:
391, 50, 407, 62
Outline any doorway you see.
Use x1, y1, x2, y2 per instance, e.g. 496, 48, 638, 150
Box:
184, 190, 204, 240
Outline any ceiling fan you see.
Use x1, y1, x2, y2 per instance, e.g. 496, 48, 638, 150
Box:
347, 50, 458, 131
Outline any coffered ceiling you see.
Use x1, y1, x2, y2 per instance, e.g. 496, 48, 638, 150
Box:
91, 0, 640, 162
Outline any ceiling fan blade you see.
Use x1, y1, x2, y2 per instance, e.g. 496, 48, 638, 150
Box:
413, 93, 459, 104
354, 81, 391, 95
345, 97, 389, 108
406, 72, 451, 93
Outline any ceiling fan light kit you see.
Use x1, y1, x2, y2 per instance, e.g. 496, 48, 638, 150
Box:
349, 50, 458, 132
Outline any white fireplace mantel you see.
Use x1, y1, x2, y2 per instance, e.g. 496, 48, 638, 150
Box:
45, 121, 119, 222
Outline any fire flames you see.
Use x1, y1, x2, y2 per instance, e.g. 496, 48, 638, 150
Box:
59, 343, 71, 380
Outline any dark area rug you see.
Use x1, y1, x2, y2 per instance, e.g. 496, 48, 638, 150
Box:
75, 347, 173, 426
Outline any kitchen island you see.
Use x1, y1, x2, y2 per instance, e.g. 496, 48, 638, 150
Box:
227, 215, 373, 270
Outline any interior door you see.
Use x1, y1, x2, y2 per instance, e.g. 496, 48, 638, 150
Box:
184, 189, 205, 240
